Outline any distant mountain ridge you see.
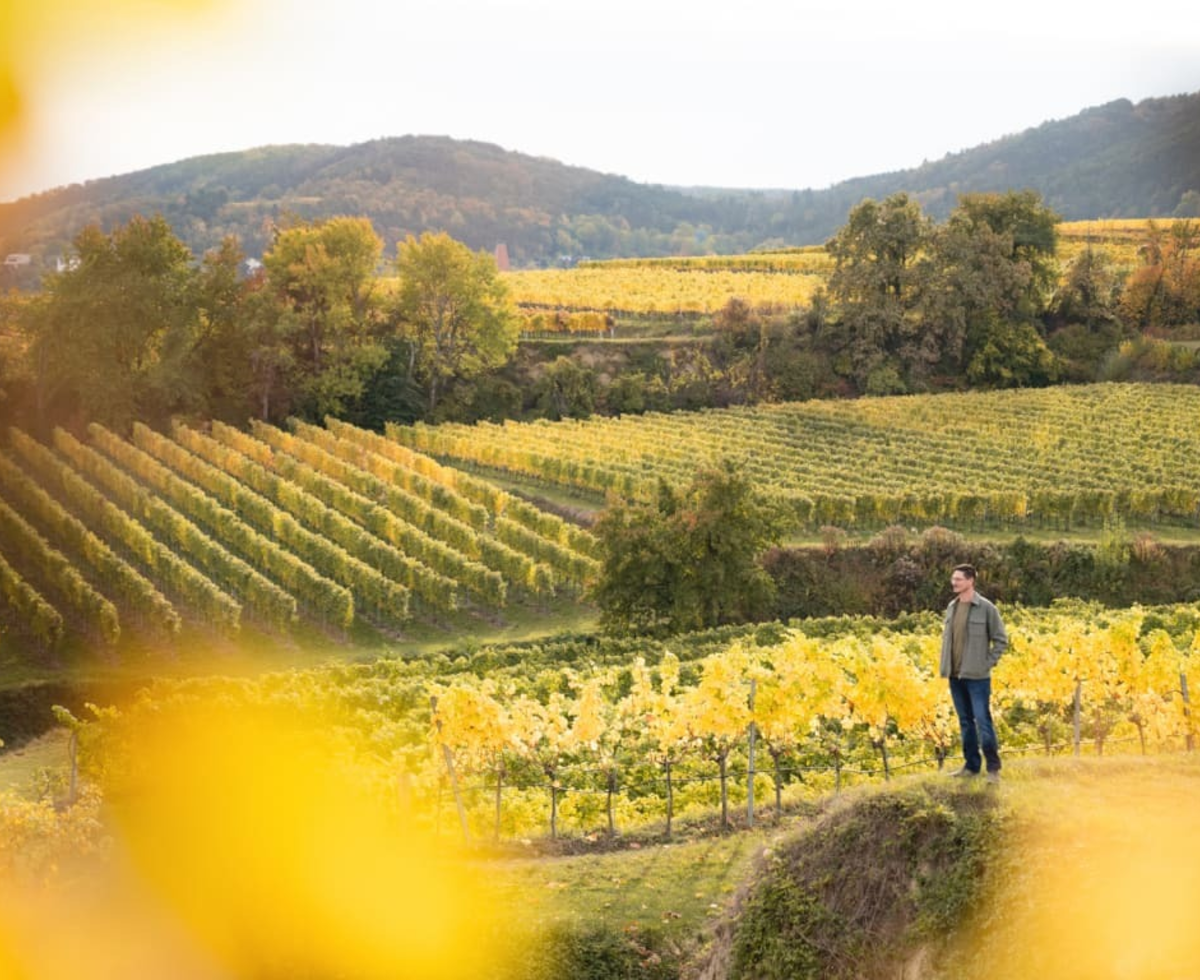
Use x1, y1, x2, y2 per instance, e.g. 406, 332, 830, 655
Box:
2, 91, 1198, 268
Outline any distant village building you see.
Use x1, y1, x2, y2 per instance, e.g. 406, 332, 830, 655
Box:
493, 243, 510, 272
3, 253, 32, 268
55, 255, 80, 273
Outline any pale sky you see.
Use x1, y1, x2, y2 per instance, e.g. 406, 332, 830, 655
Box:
2, 0, 1199, 202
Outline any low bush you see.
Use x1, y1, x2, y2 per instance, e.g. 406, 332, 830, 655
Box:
698, 784, 1002, 980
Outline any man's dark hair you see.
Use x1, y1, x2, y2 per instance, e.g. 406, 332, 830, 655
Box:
953, 563, 977, 580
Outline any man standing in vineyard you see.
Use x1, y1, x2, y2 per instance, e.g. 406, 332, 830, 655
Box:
940, 564, 1008, 783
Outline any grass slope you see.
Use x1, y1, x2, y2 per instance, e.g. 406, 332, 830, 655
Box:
0, 729, 67, 794
481, 755, 1200, 979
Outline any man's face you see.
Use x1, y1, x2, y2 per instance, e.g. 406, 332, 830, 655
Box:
950, 571, 972, 595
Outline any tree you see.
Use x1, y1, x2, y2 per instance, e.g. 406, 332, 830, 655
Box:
261, 216, 388, 420
621, 654, 689, 837
531, 355, 596, 420
752, 632, 846, 810
824, 193, 932, 391
601, 370, 669, 416
842, 636, 931, 778
391, 231, 519, 417
1048, 240, 1125, 381
1052, 243, 1122, 331
506, 692, 574, 839
339, 337, 428, 429
25, 214, 199, 431
1120, 219, 1200, 329
951, 190, 1060, 318
0, 291, 32, 423
921, 215, 1020, 366
678, 647, 753, 829
963, 316, 1060, 387
190, 236, 261, 423
712, 296, 761, 342
710, 296, 779, 403
590, 461, 789, 634
240, 274, 298, 423
1175, 191, 1200, 219
923, 191, 1062, 386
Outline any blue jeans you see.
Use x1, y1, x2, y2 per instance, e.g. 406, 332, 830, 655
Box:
948, 676, 1000, 774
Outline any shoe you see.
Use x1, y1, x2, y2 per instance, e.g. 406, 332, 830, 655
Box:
949, 767, 979, 778
985, 771, 1001, 785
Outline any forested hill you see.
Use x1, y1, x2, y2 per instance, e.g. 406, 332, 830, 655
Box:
845, 92, 1200, 224
2, 91, 1197, 267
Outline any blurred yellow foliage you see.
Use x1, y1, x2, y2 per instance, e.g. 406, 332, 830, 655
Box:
0, 702, 504, 979
960, 775, 1200, 979
0, 0, 225, 191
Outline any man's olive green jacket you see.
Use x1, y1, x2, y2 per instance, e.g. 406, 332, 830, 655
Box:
939, 594, 1008, 679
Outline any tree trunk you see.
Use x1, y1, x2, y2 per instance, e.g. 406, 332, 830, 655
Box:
547, 767, 559, 840
431, 696, 469, 844
746, 711, 757, 828
309, 319, 322, 371
664, 760, 674, 839
606, 768, 617, 838
66, 728, 78, 807
1073, 680, 1083, 756
1182, 673, 1194, 752
718, 751, 729, 830
772, 749, 784, 815
494, 764, 504, 842
441, 743, 470, 844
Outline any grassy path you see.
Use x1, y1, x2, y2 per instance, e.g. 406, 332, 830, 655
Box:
485, 829, 772, 956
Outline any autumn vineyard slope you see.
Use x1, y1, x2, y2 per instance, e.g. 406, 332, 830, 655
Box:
0, 419, 600, 653
5, 381, 1200, 654
390, 382, 1200, 530
501, 221, 1150, 333
23, 601, 1200, 847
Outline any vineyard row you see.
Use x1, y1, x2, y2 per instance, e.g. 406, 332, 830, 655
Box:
388, 382, 1200, 529
68, 604, 1200, 841
0, 419, 598, 652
